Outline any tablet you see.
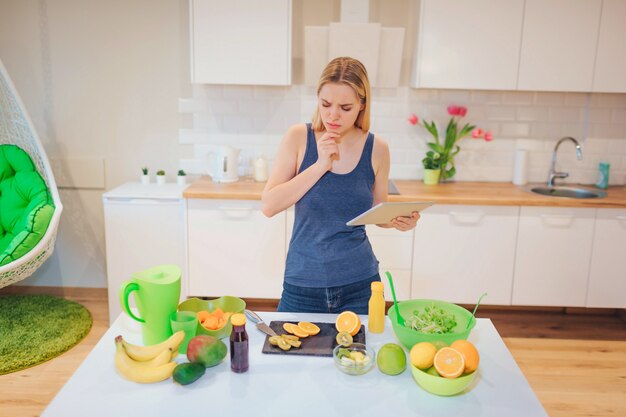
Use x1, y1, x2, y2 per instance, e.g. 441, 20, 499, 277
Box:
346, 201, 434, 226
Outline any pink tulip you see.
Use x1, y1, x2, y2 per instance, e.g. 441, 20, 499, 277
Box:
447, 105, 460, 116
484, 131, 493, 141
408, 114, 419, 125
457, 106, 467, 117
471, 128, 484, 138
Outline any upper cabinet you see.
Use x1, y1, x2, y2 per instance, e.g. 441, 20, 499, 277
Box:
413, 0, 625, 93
190, 0, 292, 85
592, 0, 626, 92
518, 0, 602, 92
412, 0, 524, 90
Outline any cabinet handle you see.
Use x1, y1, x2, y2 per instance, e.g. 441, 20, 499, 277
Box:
540, 214, 574, 228
219, 206, 254, 220
449, 211, 484, 225
616, 216, 626, 221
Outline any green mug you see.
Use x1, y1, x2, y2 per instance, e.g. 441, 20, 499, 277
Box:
119, 264, 181, 345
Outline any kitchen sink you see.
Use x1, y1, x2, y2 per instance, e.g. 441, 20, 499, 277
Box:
529, 185, 606, 199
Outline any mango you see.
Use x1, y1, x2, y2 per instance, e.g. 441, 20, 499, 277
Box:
186, 335, 227, 368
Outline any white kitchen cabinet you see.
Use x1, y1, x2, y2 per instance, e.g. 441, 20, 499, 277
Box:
103, 183, 187, 325
366, 225, 413, 301
187, 199, 286, 298
513, 206, 595, 307
190, 0, 292, 85
412, 205, 519, 305
592, 0, 626, 93
412, 0, 524, 90
518, 0, 602, 92
586, 209, 626, 308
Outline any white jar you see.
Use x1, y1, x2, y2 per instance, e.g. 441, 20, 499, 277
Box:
512, 149, 528, 186
254, 157, 268, 182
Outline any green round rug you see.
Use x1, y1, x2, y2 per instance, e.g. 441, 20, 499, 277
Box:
0, 294, 93, 375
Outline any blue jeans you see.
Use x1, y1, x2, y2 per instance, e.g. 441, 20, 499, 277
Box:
277, 274, 381, 314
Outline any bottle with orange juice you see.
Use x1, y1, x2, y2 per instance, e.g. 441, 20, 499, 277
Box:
368, 281, 385, 333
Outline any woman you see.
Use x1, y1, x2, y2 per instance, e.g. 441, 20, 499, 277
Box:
262, 57, 419, 314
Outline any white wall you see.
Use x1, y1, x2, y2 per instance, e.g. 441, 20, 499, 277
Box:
0, 0, 190, 287
1, 1, 625, 289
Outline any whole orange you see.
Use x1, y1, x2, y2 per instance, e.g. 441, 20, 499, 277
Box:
450, 340, 480, 373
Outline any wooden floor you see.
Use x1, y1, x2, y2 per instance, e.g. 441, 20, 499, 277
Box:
1, 287, 625, 417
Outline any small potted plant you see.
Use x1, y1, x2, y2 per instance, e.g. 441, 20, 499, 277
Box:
422, 151, 442, 185
177, 169, 187, 186
141, 167, 150, 185
156, 170, 166, 185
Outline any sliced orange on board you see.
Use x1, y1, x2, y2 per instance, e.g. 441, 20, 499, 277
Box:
434, 347, 465, 379
282, 322, 309, 338
335, 311, 361, 336
297, 322, 321, 336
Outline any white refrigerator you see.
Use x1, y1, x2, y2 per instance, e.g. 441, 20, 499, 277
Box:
102, 182, 187, 324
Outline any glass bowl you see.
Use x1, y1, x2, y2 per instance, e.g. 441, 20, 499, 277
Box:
333, 343, 376, 376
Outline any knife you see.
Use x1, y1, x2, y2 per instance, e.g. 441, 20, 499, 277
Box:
244, 309, 278, 337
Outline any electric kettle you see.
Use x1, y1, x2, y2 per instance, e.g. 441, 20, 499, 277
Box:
119, 264, 181, 345
207, 145, 240, 183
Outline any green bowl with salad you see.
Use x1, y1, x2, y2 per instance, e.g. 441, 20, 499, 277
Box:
388, 299, 475, 349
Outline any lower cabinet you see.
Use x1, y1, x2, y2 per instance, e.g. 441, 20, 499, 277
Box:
587, 209, 626, 308
186, 198, 624, 309
512, 206, 595, 307
366, 226, 413, 301
187, 199, 286, 299
412, 205, 519, 305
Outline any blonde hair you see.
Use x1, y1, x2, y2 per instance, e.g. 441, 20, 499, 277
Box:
311, 57, 371, 132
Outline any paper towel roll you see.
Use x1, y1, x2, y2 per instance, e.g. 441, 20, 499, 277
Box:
512, 150, 528, 185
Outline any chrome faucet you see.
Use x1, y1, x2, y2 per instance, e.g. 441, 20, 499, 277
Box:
547, 136, 583, 186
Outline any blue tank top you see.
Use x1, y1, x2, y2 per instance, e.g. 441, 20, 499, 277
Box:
284, 123, 379, 288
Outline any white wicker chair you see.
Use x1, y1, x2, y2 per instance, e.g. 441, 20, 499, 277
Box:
0, 59, 63, 288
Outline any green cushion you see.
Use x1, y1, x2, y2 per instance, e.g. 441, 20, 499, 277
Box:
0, 145, 55, 266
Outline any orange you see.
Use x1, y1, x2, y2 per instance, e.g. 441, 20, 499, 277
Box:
283, 322, 308, 338
409, 342, 437, 370
202, 315, 219, 330
212, 308, 224, 320
297, 322, 320, 336
335, 311, 361, 337
196, 310, 210, 324
433, 347, 465, 379
450, 340, 480, 373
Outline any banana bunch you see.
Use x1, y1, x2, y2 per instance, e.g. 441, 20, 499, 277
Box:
114, 331, 184, 383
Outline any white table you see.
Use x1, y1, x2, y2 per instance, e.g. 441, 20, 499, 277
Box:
42, 313, 548, 417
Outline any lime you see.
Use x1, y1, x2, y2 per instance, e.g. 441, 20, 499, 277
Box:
335, 331, 353, 347
426, 366, 440, 377
377, 343, 407, 376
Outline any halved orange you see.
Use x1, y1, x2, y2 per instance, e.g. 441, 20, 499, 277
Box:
282, 322, 308, 338
297, 322, 320, 336
433, 347, 465, 379
335, 311, 361, 337
450, 340, 480, 373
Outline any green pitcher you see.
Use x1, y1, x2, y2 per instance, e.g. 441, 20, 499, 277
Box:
119, 264, 181, 345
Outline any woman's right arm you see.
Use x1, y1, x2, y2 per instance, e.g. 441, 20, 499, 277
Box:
261, 125, 338, 217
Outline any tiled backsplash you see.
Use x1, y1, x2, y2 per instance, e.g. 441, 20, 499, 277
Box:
180, 85, 626, 185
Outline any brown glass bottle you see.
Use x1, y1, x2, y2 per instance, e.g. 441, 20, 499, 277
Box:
229, 313, 249, 373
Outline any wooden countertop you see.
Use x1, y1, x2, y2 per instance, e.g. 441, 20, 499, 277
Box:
183, 176, 626, 208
